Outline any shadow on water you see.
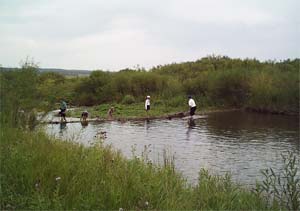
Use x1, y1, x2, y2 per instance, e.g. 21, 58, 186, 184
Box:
206, 111, 299, 133
202, 111, 299, 149
81, 121, 89, 127
188, 118, 196, 127
59, 122, 67, 135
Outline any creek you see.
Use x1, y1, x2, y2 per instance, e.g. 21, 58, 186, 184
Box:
43, 110, 299, 186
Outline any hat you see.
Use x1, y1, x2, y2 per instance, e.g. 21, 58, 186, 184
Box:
147, 95, 150, 98
188, 95, 192, 99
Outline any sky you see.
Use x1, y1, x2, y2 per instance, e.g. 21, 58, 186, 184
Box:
0, 0, 299, 71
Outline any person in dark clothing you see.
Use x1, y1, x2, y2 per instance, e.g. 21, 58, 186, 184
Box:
59, 100, 67, 122
81, 110, 89, 122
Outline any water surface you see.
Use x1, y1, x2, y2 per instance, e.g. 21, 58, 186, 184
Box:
44, 110, 299, 186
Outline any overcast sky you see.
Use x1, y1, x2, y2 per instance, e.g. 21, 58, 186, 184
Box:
0, 0, 299, 71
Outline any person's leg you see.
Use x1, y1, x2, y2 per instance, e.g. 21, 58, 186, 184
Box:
191, 107, 196, 116
63, 112, 67, 122
146, 105, 150, 117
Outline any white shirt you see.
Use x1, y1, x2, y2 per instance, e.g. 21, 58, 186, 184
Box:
145, 99, 150, 109
188, 99, 196, 107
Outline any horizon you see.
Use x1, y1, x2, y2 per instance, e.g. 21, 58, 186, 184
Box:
2, 55, 299, 72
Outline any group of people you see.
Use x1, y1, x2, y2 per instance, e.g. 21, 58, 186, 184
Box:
144, 95, 197, 117
58, 95, 197, 123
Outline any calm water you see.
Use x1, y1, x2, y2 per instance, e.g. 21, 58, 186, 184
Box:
44, 110, 299, 186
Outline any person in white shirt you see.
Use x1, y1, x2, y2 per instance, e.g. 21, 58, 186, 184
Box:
188, 95, 197, 116
145, 96, 150, 112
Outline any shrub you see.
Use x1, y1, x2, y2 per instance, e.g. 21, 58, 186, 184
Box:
207, 69, 250, 107
122, 95, 135, 104
164, 95, 186, 107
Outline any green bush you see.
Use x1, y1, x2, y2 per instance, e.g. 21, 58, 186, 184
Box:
0, 62, 41, 128
3, 57, 298, 115
247, 70, 299, 113
206, 69, 250, 107
122, 95, 135, 104
164, 95, 186, 107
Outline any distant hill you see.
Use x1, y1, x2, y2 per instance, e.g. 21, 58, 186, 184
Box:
0, 67, 91, 76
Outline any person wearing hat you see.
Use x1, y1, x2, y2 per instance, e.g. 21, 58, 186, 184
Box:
188, 95, 197, 117
145, 96, 151, 113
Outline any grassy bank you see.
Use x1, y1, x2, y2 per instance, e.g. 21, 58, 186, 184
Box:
68, 102, 185, 119
66, 101, 199, 119
1, 127, 279, 210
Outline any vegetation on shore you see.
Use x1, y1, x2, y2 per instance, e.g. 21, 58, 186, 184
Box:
1, 57, 299, 210
0, 127, 284, 210
66, 103, 231, 121
67, 102, 190, 119
2, 126, 299, 210
65, 56, 299, 115
2, 56, 298, 118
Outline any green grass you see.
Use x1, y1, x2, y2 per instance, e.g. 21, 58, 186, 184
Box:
1, 127, 280, 210
68, 102, 188, 119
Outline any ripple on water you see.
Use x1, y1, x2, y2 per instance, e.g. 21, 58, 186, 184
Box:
43, 110, 299, 186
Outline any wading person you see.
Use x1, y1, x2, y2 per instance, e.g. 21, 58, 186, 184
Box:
188, 95, 197, 118
59, 100, 67, 122
145, 96, 150, 115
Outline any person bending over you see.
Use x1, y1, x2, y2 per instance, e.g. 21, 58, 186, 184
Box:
188, 96, 197, 117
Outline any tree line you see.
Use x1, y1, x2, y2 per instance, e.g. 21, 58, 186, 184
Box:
1, 56, 299, 127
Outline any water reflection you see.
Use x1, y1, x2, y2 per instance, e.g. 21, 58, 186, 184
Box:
59, 122, 67, 135
187, 118, 196, 127
204, 111, 299, 148
80, 121, 89, 127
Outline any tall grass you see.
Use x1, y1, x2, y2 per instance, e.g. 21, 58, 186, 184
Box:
247, 69, 299, 113
254, 152, 300, 210
0, 127, 190, 210
1, 126, 284, 210
193, 169, 273, 210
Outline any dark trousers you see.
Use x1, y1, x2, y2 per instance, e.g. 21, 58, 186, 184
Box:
190, 106, 196, 116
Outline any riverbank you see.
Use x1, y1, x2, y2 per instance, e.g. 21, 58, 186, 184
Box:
67, 103, 187, 119
53, 101, 300, 125
52, 103, 239, 123
1, 126, 278, 210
